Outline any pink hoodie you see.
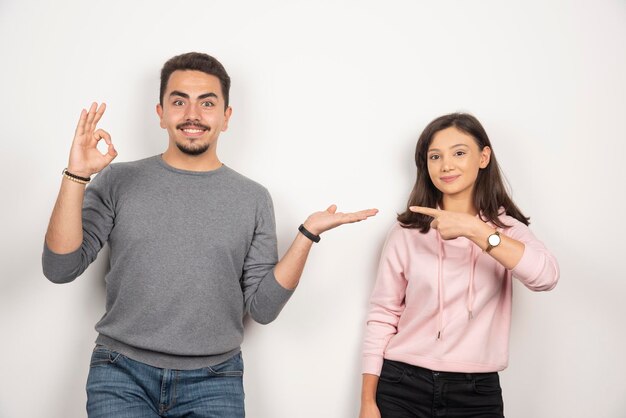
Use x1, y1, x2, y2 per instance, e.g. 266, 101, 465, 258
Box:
362, 213, 559, 375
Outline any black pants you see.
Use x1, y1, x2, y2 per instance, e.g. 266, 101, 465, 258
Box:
376, 359, 504, 418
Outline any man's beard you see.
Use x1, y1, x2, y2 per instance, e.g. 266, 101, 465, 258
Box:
175, 122, 211, 156
176, 140, 210, 156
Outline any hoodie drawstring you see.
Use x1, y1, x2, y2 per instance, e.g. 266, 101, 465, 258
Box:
435, 234, 480, 340
467, 245, 477, 320
436, 233, 444, 340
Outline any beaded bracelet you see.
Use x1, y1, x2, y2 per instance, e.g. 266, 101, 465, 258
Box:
62, 168, 91, 185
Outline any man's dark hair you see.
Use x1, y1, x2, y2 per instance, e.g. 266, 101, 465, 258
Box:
397, 112, 530, 232
160, 52, 231, 108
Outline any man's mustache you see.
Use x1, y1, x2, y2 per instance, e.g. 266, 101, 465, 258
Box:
176, 122, 210, 131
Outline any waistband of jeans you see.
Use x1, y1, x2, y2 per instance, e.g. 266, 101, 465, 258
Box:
384, 358, 499, 380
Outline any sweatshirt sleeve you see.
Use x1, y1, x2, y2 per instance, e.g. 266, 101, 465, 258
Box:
362, 224, 409, 376
42, 166, 115, 283
240, 188, 293, 325
506, 220, 559, 291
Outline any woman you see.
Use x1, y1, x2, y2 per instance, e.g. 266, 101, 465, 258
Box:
359, 113, 559, 418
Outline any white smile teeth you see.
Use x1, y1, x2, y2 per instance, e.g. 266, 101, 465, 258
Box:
183, 129, 203, 133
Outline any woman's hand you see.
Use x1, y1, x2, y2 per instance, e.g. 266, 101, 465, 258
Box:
409, 206, 483, 240
410, 205, 526, 269
359, 374, 381, 418
67, 102, 117, 177
359, 400, 381, 418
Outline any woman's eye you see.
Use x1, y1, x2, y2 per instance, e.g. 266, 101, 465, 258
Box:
455, 151, 466, 157
429, 154, 440, 160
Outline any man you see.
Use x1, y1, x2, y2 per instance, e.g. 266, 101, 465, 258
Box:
43, 52, 377, 417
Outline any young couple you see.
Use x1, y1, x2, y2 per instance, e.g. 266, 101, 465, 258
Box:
43, 52, 558, 418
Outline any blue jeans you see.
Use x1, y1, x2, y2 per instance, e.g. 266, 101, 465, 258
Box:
86, 346, 245, 418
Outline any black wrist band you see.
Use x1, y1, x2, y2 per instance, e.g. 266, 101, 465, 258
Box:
63, 168, 91, 182
298, 224, 320, 243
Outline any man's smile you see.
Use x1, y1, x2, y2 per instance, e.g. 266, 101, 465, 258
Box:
177, 122, 210, 137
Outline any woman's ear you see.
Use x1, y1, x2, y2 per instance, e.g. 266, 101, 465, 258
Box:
480, 146, 492, 169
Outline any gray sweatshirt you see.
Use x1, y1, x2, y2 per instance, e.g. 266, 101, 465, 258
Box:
43, 156, 293, 369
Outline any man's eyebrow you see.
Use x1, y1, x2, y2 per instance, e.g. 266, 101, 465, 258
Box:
169, 90, 189, 99
198, 93, 218, 100
168, 91, 218, 100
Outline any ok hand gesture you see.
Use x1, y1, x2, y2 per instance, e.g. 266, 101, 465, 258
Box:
67, 102, 117, 177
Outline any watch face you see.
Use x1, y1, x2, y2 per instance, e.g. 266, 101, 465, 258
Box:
488, 233, 501, 246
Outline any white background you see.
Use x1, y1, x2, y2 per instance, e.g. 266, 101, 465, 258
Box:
1, 1, 625, 417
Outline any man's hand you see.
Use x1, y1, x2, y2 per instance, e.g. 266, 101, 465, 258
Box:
46, 103, 116, 253
303, 205, 378, 236
273, 205, 377, 290
409, 205, 481, 240
67, 102, 117, 177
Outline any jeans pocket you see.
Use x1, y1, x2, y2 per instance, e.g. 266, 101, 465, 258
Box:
379, 360, 406, 384
473, 373, 502, 395
207, 352, 244, 377
89, 345, 123, 368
